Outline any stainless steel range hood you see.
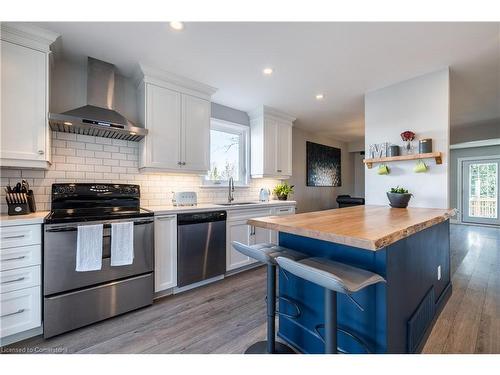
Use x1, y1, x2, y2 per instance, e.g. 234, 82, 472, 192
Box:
49, 57, 147, 142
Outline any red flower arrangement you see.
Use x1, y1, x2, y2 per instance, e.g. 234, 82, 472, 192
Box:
400, 131, 415, 141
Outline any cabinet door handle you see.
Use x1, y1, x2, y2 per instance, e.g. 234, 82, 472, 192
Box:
38, 150, 44, 155
250, 226, 256, 236
3, 256, 26, 261
177, 161, 182, 165
1, 277, 25, 285
277, 169, 282, 173
2, 234, 26, 239
0, 309, 25, 318
182, 162, 186, 165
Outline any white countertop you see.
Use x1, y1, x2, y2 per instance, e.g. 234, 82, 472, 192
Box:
0, 201, 296, 225
0, 211, 49, 227
144, 200, 296, 215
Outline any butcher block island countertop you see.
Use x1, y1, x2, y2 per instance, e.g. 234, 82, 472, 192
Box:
248, 205, 456, 251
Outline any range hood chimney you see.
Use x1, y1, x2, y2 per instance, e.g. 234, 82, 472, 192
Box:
49, 57, 147, 141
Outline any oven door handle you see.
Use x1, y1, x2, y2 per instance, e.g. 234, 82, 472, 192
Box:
45, 219, 154, 232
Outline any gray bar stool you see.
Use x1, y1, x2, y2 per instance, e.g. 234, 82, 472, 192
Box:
232, 242, 308, 354
275, 256, 386, 354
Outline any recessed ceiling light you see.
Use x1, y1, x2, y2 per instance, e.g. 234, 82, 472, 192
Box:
315, 93, 325, 100
169, 21, 184, 31
263, 67, 273, 76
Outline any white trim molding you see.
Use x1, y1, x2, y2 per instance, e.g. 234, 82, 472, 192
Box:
249, 105, 296, 124
134, 63, 217, 100
451, 138, 500, 150
455, 154, 500, 225
0, 22, 59, 52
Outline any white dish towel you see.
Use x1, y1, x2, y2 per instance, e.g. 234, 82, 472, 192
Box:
111, 222, 134, 266
76, 224, 103, 272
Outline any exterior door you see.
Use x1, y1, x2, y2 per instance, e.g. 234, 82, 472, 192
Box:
462, 158, 500, 225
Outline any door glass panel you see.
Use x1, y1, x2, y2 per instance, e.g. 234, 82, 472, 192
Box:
468, 162, 498, 219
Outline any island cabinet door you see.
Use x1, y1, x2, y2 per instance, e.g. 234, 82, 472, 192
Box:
154, 215, 177, 292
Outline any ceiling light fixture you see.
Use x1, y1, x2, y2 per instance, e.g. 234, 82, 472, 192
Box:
315, 94, 325, 100
169, 21, 184, 31
263, 67, 273, 76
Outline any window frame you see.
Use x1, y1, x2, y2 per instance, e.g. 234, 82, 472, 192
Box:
203, 118, 250, 187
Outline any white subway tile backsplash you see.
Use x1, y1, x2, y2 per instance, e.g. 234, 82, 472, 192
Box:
77, 134, 96, 143
55, 147, 75, 156
94, 151, 111, 159
112, 139, 128, 147
119, 146, 134, 154
112, 152, 127, 160
76, 149, 95, 157
85, 158, 103, 165
85, 172, 103, 179
56, 163, 76, 171
67, 141, 86, 150
76, 164, 95, 172
103, 145, 119, 153
95, 138, 113, 145
1, 132, 281, 212
56, 132, 77, 141
66, 156, 85, 164
94, 165, 112, 173
85, 143, 103, 151
103, 159, 119, 166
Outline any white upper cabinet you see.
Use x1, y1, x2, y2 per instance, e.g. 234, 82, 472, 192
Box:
0, 24, 58, 169
181, 94, 210, 172
136, 65, 216, 174
249, 106, 295, 178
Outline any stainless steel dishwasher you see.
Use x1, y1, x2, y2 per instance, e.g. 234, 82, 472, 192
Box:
177, 211, 227, 287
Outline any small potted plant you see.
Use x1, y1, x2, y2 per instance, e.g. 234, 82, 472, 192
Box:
387, 186, 413, 208
273, 182, 294, 201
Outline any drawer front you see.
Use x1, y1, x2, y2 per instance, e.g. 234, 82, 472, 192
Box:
0, 286, 41, 338
273, 206, 295, 215
0, 225, 41, 249
0, 266, 41, 294
227, 208, 272, 222
0, 245, 41, 271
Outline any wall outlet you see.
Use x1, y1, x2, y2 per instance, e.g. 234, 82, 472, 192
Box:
437, 265, 441, 280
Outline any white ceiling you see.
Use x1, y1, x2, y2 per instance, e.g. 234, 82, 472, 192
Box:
31, 22, 500, 141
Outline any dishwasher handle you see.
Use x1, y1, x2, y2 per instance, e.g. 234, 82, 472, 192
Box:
177, 211, 227, 225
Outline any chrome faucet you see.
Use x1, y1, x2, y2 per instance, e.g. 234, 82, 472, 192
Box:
228, 177, 235, 203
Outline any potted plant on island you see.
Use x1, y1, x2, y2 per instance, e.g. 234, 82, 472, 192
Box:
273, 182, 294, 201
387, 186, 413, 208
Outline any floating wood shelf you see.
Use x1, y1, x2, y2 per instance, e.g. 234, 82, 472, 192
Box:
363, 152, 443, 169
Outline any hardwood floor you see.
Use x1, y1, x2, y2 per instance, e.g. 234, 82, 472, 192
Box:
3, 224, 499, 354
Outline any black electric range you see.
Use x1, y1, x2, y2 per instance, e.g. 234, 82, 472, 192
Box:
44, 183, 153, 224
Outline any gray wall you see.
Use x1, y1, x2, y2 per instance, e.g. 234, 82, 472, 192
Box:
211, 102, 249, 126
365, 69, 450, 208
353, 152, 365, 197
451, 121, 500, 144
450, 145, 500, 210
289, 127, 353, 213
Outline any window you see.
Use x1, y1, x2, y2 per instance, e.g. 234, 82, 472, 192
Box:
204, 119, 249, 185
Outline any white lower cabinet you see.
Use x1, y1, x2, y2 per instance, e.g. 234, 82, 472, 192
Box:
0, 222, 42, 345
226, 208, 277, 272
154, 215, 177, 293
270, 205, 296, 244
0, 286, 41, 340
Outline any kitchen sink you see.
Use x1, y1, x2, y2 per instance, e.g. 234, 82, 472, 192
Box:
215, 202, 260, 206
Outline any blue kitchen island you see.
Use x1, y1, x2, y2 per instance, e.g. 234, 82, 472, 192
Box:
248, 205, 455, 354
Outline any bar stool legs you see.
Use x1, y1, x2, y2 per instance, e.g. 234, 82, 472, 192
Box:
245, 264, 295, 354
324, 289, 337, 354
